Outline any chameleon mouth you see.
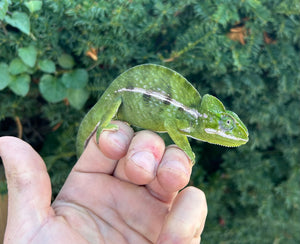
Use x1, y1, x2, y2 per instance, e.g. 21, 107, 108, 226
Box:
204, 128, 248, 143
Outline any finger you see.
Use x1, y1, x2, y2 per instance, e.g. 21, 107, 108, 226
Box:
113, 130, 165, 185
0, 136, 53, 241
157, 187, 207, 244
74, 121, 134, 174
146, 145, 192, 202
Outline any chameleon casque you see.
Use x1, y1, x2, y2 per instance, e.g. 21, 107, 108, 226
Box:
76, 64, 248, 163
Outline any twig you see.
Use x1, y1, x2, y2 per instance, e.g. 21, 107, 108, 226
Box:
14, 116, 23, 139
0, 21, 8, 36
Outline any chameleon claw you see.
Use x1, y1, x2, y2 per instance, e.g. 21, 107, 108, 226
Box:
103, 123, 119, 131
187, 151, 196, 165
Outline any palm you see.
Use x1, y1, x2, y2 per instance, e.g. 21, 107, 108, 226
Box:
50, 173, 170, 243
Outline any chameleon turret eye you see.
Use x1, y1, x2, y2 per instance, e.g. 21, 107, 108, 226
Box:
219, 115, 235, 131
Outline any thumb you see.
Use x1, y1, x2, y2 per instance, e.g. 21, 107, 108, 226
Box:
0, 136, 53, 242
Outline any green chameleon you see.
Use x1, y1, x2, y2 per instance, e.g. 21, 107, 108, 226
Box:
76, 64, 248, 163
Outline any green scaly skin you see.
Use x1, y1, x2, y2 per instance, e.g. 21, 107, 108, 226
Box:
76, 64, 249, 164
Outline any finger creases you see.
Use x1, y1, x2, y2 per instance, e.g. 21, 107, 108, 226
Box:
0, 136, 50, 196
0, 136, 53, 237
157, 186, 207, 243
146, 145, 192, 202
113, 130, 165, 184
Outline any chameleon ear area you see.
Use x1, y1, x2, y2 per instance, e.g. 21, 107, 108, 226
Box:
201, 94, 226, 113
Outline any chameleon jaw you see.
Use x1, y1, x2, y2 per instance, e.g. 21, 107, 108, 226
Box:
204, 128, 248, 146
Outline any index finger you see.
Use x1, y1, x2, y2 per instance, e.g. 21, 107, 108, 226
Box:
74, 121, 134, 174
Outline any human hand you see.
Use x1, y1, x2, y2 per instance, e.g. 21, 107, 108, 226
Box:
0, 121, 207, 244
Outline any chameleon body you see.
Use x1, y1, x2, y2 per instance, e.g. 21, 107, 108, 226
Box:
76, 64, 248, 163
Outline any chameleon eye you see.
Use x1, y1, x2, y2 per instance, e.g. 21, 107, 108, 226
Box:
219, 115, 235, 131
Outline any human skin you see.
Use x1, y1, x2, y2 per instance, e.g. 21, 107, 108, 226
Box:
0, 121, 207, 244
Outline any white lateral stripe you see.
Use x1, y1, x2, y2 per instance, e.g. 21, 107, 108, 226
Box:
205, 128, 248, 141
116, 87, 202, 118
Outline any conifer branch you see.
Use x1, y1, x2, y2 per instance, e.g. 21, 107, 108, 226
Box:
163, 27, 218, 62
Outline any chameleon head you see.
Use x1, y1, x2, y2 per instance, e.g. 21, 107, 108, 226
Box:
191, 94, 249, 147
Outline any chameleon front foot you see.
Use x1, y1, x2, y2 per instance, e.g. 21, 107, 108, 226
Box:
164, 120, 196, 164
96, 123, 119, 144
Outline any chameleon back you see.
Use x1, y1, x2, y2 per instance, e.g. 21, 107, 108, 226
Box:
107, 64, 202, 131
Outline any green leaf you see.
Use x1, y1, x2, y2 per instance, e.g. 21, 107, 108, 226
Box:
0, 0, 11, 20
61, 69, 88, 89
38, 59, 56, 73
8, 58, 29, 75
8, 74, 30, 96
4, 11, 30, 35
39, 75, 66, 103
0, 63, 11, 90
57, 54, 75, 69
67, 88, 90, 110
18, 45, 37, 68
24, 1, 43, 13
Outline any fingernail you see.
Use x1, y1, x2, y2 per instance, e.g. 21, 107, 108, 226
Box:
131, 151, 157, 174
107, 130, 130, 151
161, 159, 189, 176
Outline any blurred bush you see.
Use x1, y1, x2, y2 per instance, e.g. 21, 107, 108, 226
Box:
0, 0, 299, 243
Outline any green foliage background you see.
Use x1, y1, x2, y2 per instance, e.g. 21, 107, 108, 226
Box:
1, 0, 299, 243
